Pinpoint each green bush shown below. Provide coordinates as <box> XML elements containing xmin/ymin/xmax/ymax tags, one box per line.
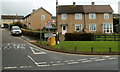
<box><xmin>22</xmin><ymin>29</ymin><xmax>44</xmax><ymax>40</ymax></box>
<box><xmin>65</xmin><ymin>33</ymin><xmax>95</xmax><ymax>41</ymax></box>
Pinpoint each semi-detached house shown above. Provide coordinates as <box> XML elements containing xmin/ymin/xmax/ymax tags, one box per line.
<box><xmin>23</xmin><ymin>7</ymin><xmax>52</xmax><ymax>30</ymax></box>
<box><xmin>57</xmin><ymin>2</ymin><xmax>114</xmax><ymax>34</ymax></box>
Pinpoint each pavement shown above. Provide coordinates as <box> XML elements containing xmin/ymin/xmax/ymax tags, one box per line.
<box><xmin>1</xmin><ymin>28</ymin><xmax>119</xmax><ymax>71</ymax></box>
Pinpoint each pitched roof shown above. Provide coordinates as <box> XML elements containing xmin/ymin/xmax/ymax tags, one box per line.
<box><xmin>24</xmin><ymin>7</ymin><xmax>52</xmax><ymax>19</ymax></box>
<box><xmin>57</xmin><ymin>5</ymin><xmax>113</xmax><ymax>14</ymax></box>
<box><xmin>57</xmin><ymin>5</ymin><xmax>84</xmax><ymax>14</ymax></box>
<box><xmin>83</xmin><ymin>5</ymin><xmax>113</xmax><ymax>13</ymax></box>
<box><xmin>2</xmin><ymin>15</ymin><xmax>24</xmax><ymax>19</ymax></box>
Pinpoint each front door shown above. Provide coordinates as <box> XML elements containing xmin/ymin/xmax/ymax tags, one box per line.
<box><xmin>62</xmin><ymin>25</ymin><xmax>67</xmax><ymax>34</ymax></box>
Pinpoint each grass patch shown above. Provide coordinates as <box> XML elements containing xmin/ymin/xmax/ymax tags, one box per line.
<box><xmin>52</xmin><ymin>41</ymin><xmax>119</xmax><ymax>52</ymax></box>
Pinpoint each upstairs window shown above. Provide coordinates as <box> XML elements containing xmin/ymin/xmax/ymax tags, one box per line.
<box><xmin>41</xmin><ymin>15</ymin><xmax>45</xmax><ymax>20</ymax></box>
<box><xmin>61</xmin><ymin>14</ymin><xmax>67</xmax><ymax>20</ymax></box>
<box><xmin>104</xmin><ymin>13</ymin><xmax>109</xmax><ymax>19</ymax></box>
<box><xmin>89</xmin><ymin>13</ymin><xmax>96</xmax><ymax>19</ymax></box>
<box><xmin>75</xmin><ymin>13</ymin><xmax>82</xmax><ymax>19</ymax></box>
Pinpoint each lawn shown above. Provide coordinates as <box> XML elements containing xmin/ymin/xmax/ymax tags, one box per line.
<box><xmin>52</xmin><ymin>41</ymin><xmax>119</xmax><ymax>52</ymax></box>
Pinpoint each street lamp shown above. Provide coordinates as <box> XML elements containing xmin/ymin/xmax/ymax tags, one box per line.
<box><xmin>56</xmin><ymin>0</ymin><xmax>59</xmax><ymax>44</ymax></box>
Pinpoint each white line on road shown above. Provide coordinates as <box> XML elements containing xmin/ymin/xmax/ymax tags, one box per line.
<box><xmin>89</xmin><ymin>57</ymin><xmax>99</xmax><ymax>60</ymax></box>
<box><xmin>52</xmin><ymin>63</ymin><xmax>64</xmax><ymax>66</ymax></box>
<box><xmin>30</xmin><ymin>47</ymin><xmax>46</xmax><ymax>55</ymax></box>
<box><xmin>94</xmin><ymin>59</ymin><xmax>106</xmax><ymax>61</ymax></box>
<box><xmin>4</xmin><ymin>67</ymin><xmax>17</xmax><ymax>69</ymax></box>
<box><xmin>78</xmin><ymin>59</ymin><xmax>87</xmax><ymax>61</ymax></box>
<box><xmin>102</xmin><ymin>56</ymin><xmax>110</xmax><ymax>58</ymax></box>
<box><xmin>67</xmin><ymin>62</ymin><xmax>79</xmax><ymax>64</ymax></box>
<box><xmin>81</xmin><ymin>60</ymin><xmax>92</xmax><ymax>63</ymax></box>
<box><xmin>37</xmin><ymin>64</ymin><xmax>50</xmax><ymax>67</ymax></box>
<box><xmin>108</xmin><ymin>57</ymin><xmax>116</xmax><ymax>60</ymax></box>
<box><xmin>28</xmin><ymin>55</ymin><xmax>38</xmax><ymax>65</ymax></box>
<box><xmin>37</xmin><ymin>62</ymin><xmax>47</xmax><ymax>64</ymax></box>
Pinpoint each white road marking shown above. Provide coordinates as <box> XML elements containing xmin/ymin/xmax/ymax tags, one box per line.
<box><xmin>30</xmin><ymin>47</ymin><xmax>46</xmax><ymax>55</ymax></box>
<box><xmin>81</xmin><ymin>60</ymin><xmax>92</xmax><ymax>63</ymax></box>
<box><xmin>0</xmin><ymin>48</ymin><xmax>1</xmax><ymax>50</ymax></box>
<box><xmin>69</xmin><ymin>60</ymin><xmax>74</xmax><ymax>61</ymax></box>
<box><xmin>65</xmin><ymin>61</ymin><xmax>69</xmax><ymax>62</ymax></box>
<box><xmin>28</xmin><ymin>55</ymin><xmax>38</xmax><ymax>65</ymax></box>
<box><xmin>94</xmin><ymin>59</ymin><xmax>106</xmax><ymax>61</ymax></box>
<box><xmin>89</xmin><ymin>57</ymin><xmax>99</xmax><ymax>59</ymax></box>
<box><xmin>4</xmin><ymin>67</ymin><xmax>17</xmax><ymax>69</ymax></box>
<box><xmin>78</xmin><ymin>59</ymin><xmax>87</xmax><ymax>61</ymax></box>
<box><xmin>37</xmin><ymin>62</ymin><xmax>47</xmax><ymax>64</ymax></box>
<box><xmin>37</xmin><ymin>64</ymin><xmax>50</xmax><ymax>67</ymax></box>
<box><xmin>52</xmin><ymin>63</ymin><xmax>64</xmax><ymax>66</ymax></box>
<box><xmin>108</xmin><ymin>57</ymin><xmax>116</xmax><ymax>60</ymax></box>
<box><xmin>102</xmin><ymin>56</ymin><xmax>110</xmax><ymax>58</ymax></box>
<box><xmin>20</xmin><ymin>66</ymin><xmax>32</xmax><ymax>68</ymax></box>
<box><xmin>67</xmin><ymin>62</ymin><xmax>79</xmax><ymax>64</ymax></box>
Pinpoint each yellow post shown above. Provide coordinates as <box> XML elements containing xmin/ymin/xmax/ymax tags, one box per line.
<box><xmin>47</xmin><ymin>36</ymin><xmax>56</xmax><ymax>46</ymax></box>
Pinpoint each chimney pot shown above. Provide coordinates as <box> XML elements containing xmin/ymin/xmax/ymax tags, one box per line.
<box><xmin>92</xmin><ymin>2</ymin><xmax>95</xmax><ymax>5</ymax></box>
<box><xmin>73</xmin><ymin>2</ymin><xmax>76</xmax><ymax>6</ymax></box>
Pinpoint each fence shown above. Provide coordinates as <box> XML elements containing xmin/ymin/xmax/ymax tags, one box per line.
<box><xmin>95</xmin><ymin>35</ymin><xmax>120</xmax><ymax>41</ymax></box>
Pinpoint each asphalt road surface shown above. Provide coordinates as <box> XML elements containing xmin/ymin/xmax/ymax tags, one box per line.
<box><xmin>1</xmin><ymin>28</ymin><xmax>119</xmax><ymax>70</ymax></box>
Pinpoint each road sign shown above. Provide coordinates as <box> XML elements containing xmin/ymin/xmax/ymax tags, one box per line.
<box><xmin>46</xmin><ymin>20</ymin><xmax>51</xmax><ymax>26</ymax></box>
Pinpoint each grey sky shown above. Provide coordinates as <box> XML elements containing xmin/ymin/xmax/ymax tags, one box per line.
<box><xmin>1</xmin><ymin>0</ymin><xmax>120</xmax><ymax>16</ymax></box>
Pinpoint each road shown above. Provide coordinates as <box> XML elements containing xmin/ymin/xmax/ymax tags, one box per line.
<box><xmin>1</xmin><ymin>28</ymin><xmax>119</xmax><ymax>71</ymax></box>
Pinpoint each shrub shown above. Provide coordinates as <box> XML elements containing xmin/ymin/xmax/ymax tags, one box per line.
<box><xmin>65</xmin><ymin>33</ymin><xmax>95</xmax><ymax>41</ymax></box>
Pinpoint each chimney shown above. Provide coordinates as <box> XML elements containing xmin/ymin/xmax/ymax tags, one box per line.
<box><xmin>91</xmin><ymin>2</ymin><xmax>95</xmax><ymax>6</ymax></box>
<box><xmin>73</xmin><ymin>2</ymin><xmax>76</xmax><ymax>6</ymax></box>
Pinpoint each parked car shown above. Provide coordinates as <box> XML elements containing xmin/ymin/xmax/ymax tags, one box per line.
<box><xmin>11</xmin><ymin>26</ymin><xmax>22</xmax><ymax>36</ymax></box>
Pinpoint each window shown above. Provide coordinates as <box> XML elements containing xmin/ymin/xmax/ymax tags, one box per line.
<box><xmin>61</xmin><ymin>14</ymin><xmax>67</xmax><ymax>20</ymax></box>
<box><xmin>75</xmin><ymin>24</ymin><xmax>82</xmax><ymax>31</ymax></box>
<box><xmin>9</xmin><ymin>19</ymin><xmax>12</xmax><ymax>22</ymax></box>
<box><xmin>104</xmin><ymin>13</ymin><xmax>109</xmax><ymax>19</ymax></box>
<box><xmin>89</xmin><ymin>24</ymin><xmax>96</xmax><ymax>31</ymax></box>
<box><xmin>41</xmin><ymin>15</ymin><xmax>45</xmax><ymax>20</ymax></box>
<box><xmin>75</xmin><ymin>13</ymin><xmax>82</xmax><ymax>19</ymax></box>
<box><xmin>89</xmin><ymin>13</ymin><xmax>96</xmax><ymax>19</ymax></box>
<box><xmin>103</xmin><ymin>23</ymin><xmax>113</xmax><ymax>33</ymax></box>
<box><xmin>14</xmin><ymin>19</ymin><xmax>18</xmax><ymax>22</ymax></box>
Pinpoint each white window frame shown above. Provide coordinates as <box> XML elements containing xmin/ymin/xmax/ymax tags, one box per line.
<box><xmin>89</xmin><ymin>13</ymin><xmax>96</xmax><ymax>19</ymax></box>
<box><xmin>89</xmin><ymin>24</ymin><xmax>96</xmax><ymax>31</ymax></box>
<box><xmin>104</xmin><ymin>13</ymin><xmax>109</xmax><ymax>19</ymax></box>
<box><xmin>41</xmin><ymin>15</ymin><xmax>45</xmax><ymax>20</ymax></box>
<box><xmin>75</xmin><ymin>24</ymin><xmax>82</xmax><ymax>31</ymax></box>
<box><xmin>61</xmin><ymin>14</ymin><xmax>67</xmax><ymax>20</ymax></box>
<box><xmin>103</xmin><ymin>23</ymin><xmax>113</xmax><ymax>33</ymax></box>
<box><xmin>75</xmin><ymin>13</ymin><xmax>82</xmax><ymax>19</ymax></box>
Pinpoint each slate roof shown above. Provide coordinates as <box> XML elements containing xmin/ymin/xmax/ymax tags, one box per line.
<box><xmin>2</xmin><ymin>15</ymin><xmax>24</xmax><ymax>19</ymax></box>
<box><xmin>57</xmin><ymin>5</ymin><xmax>113</xmax><ymax>14</ymax></box>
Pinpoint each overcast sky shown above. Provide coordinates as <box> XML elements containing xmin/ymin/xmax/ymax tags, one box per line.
<box><xmin>1</xmin><ymin>0</ymin><xmax>120</xmax><ymax>16</ymax></box>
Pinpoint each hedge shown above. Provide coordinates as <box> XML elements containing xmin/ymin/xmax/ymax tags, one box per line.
<box><xmin>65</xmin><ymin>33</ymin><xmax>95</xmax><ymax>41</ymax></box>
<box><xmin>21</xmin><ymin>29</ymin><xmax>44</xmax><ymax>40</ymax></box>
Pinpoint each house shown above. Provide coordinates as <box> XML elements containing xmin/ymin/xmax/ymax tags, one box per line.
<box><xmin>23</xmin><ymin>7</ymin><xmax>52</xmax><ymax>30</ymax></box>
<box><xmin>1</xmin><ymin>15</ymin><xmax>24</xmax><ymax>28</ymax></box>
<box><xmin>57</xmin><ymin>2</ymin><xmax>114</xmax><ymax>34</ymax></box>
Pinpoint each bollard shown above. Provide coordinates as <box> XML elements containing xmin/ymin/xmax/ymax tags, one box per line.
<box><xmin>91</xmin><ymin>47</ymin><xmax>94</xmax><ymax>52</ymax></box>
<box><xmin>109</xmin><ymin>47</ymin><xmax>112</xmax><ymax>52</ymax></box>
